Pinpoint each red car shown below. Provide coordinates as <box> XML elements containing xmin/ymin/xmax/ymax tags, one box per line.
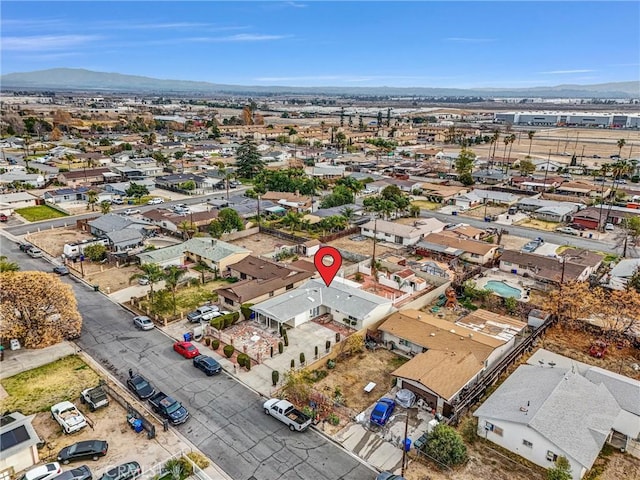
<box><xmin>173</xmin><ymin>341</ymin><xmax>200</xmax><ymax>359</ymax></box>
<box><xmin>0</xmin><ymin>214</ymin><xmax>8</xmax><ymax>222</ymax></box>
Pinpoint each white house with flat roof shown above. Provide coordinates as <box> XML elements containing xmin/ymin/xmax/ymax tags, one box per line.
<box><xmin>250</xmin><ymin>278</ymin><xmax>395</xmax><ymax>330</ymax></box>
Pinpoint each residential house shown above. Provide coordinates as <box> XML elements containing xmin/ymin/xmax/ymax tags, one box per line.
<box><xmin>298</xmin><ymin>239</ymin><xmax>321</xmax><ymax>257</ymax></box>
<box><xmin>102</xmin><ymin>179</ymin><xmax>156</xmax><ymax>198</ymax></box>
<box><xmin>559</xmin><ymin>248</ymin><xmax>604</xmax><ymax>277</ymax></box>
<box><xmin>455</xmin><ymin>189</ymin><xmax>519</xmax><ymax>210</ymax></box>
<box><xmin>516</xmin><ymin>197</ymin><xmax>580</xmax><ymax>214</ymax></box>
<box><xmin>474</xmin><ymin>359</ymin><xmax>628</xmax><ymax>479</ymax></box>
<box><xmin>142</xmin><ymin>209</ymin><xmax>221</xmax><ymax>236</ymax></box>
<box><xmin>361</xmin><ymin>218</ymin><xmax>446</xmax><ymax>246</ymax></box>
<box><xmin>416</xmin><ymin>231</ymin><xmax>500</xmax><ymax>265</ymax></box>
<box><xmin>216</xmin><ymin>256</ymin><xmax>315</xmax><ymax>308</ymax></box>
<box><xmin>532</xmin><ymin>204</ymin><xmax>578</xmax><ymax>223</ymax></box>
<box><xmin>0</xmin><ymin>411</ymin><xmax>41</xmax><ymax>474</ymax></box>
<box><xmin>44</xmin><ymin>186</ymin><xmax>91</xmax><ymax>204</ymax></box>
<box><xmin>261</xmin><ymin>191</ymin><xmax>312</xmax><ymax>213</ymax></box>
<box><xmin>367</xmin><ymin>178</ymin><xmax>423</xmax><ymax>194</ymax></box>
<box><xmin>57</xmin><ymin>167</ymin><xmax>113</xmax><ymax>187</ymax></box>
<box><xmin>125</xmin><ymin>157</ymin><xmax>163</xmax><ymax>177</ymax></box>
<box><xmin>0</xmin><ymin>171</ymin><xmax>46</xmax><ymax>188</ymax></box>
<box><xmin>532</xmin><ymin>159</ymin><xmax>566</xmax><ymax>172</ymax></box>
<box><xmin>444</xmin><ymin>224</ymin><xmax>487</xmax><ymax>241</ymax></box>
<box><xmin>261</xmin><ymin>150</ymin><xmax>290</xmax><ymax>163</ymax></box>
<box><xmin>307</xmin><ymin>164</ymin><xmax>346</xmax><ymax>178</ymax></box>
<box><xmin>420</xmin><ymin>183</ymin><xmax>468</xmax><ymax>205</ymax></box>
<box><xmin>603</xmin><ymin>258</ymin><xmax>640</xmax><ymax>290</ymax></box>
<box><xmin>137</xmin><ymin>237</ymin><xmax>250</xmax><ymax>272</ymax></box>
<box><xmin>379</xmin><ymin>309</ymin><xmax>526</xmax><ymax>416</ymax></box>
<box><xmin>568</xmin><ymin>207</ymin><xmax>606</xmax><ymax>230</ymax></box>
<box><xmin>499</xmin><ymin>250</ymin><xmax>590</xmax><ymax>283</ymax></box>
<box><xmin>556</xmin><ymin>181</ymin><xmax>609</xmax><ymax>200</ymax></box>
<box><xmin>155</xmin><ymin>173</ymin><xmax>208</xmax><ymax>192</ymax></box>
<box><xmin>86</xmin><ymin>214</ymin><xmax>152</xmax><ymax>252</ymax></box>
<box><xmin>251</xmin><ymin>278</ymin><xmax>396</xmax><ymax>330</ymax></box>
<box><xmin>471</xmin><ymin>170</ymin><xmax>509</xmax><ymax>185</ymax></box>
<box><xmin>313</xmin><ymin>203</ymin><xmax>365</xmax><ymax>220</ymax></box>
<box><xmin>0</xmin><ymin>192</ymin><xmax>38</xmax><ymax>211</ymax></box>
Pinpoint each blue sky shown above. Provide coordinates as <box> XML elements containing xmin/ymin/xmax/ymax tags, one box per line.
<box><xmin>2</xmin><ymin>1</ymin><xmax>639</xmax><ymax>88</ymax></box>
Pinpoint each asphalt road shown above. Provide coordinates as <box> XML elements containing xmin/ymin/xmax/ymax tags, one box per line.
<box><xmin>0</xmin><ymin>241</ymin><xmax>375</xmax><ymax>480</ymax></box>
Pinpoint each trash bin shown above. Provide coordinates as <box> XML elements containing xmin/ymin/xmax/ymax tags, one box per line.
<box><xmin>404</xmin><ymin>438</ymin><xmax>412</xmax><ymax>452</ymax></box>
<box><xmin>183</xmin><ymin>332</ymin><xmax>193</xmax><ymax>342</ymax></box>
<box><xmin>133</xmin><ymin>419</ymin><xmax>143</xmax><ymax>433</ymax></box>
<box><xmin>93</xmin><ymin>285</ymin><xmax>99</xmax><ymax>292</ymax></box>
<box><xmin>589</xmin><ymin>233</ymin><xmax>593</xmax><ymax>239</ymax></box>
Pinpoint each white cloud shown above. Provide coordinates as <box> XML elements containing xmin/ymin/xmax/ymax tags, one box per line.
<box><xmin>539</xmin><ymin>69</ymin><xmax>595</xmax><ymax>74</ymax></box>
<box><xmin>2</xmin><ymin>35</ymin><xmax>101</xmax><ymax>51</ymax></box>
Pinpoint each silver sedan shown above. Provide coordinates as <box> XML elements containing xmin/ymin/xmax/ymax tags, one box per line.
<box><xmin>133</xmin><ymin>315</ymin><xmax>154</xmax><ymax>331</ymax></box>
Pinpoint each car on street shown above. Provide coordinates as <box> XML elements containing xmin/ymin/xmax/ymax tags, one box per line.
<box><xmin>173</xmin><ymin>341</ymin><xmax>200</xmax><ymax>359</ymax></box>
<box><xmin>0</xmin><ymin>213</ymin><xmax>8</xmax><ymax>222</ymax></box>
<box><xmin>555</xmin><ymin>227</ymin><xmax>579</xmax><ymax>236</ymax></box>
<box><xmin>27</xmin><ymin>247</ymin><xmax>43</xmax><ymax>258</ymax></box>
<box><xmin>18</xmin><ymin>463</ymin><xmax>62</xmax><ymax>480</ymax></box>
<box><xmin>123</xmin><ymin>209</ymin><xmax>140</xmax><ymax>215</ymax></box>
<box><xmin>53</xmin><ymin>265</ymin><xmax>70</xmax><ymax>275</ymax></box>
<box><xmin>568</xmin><ymin>223</ymin><xmax>586</xmax><ymax>231</ymax></box>
<box><xmin>112</xmin><ymin>198</ymin><xmax>124</xmax><ymax>205</ymax></box>
<box><xmin>147</xmin><ymin>198</ymin><xmax>164</xmax><ymax>205</ymax></box>
<box><xmin>137</xmin><ymin>276</ymin><xmax>149</xmax><ymax>285</ymax></box>
<box><xmin>57</xmin><ymin>440</ymin><xmax>108</xmax><ymax>464</ymax></box>
<box><xmin>126</xmin><ymin>374</ymin><xmax>155</xmax><ymax>400</ymax></box>
<box><xmin>133</xmin><ymin>315</ymin><xmax>154</xmax><ymax>331</ymax></box>
<box><xmin>193</xmin><ymin>355</ymin><xmax>222</xmax><ymax>376</ymax></box>
<box><xmin>370</xmin><ymin>398</ymin><xmax>396</xmax><ymax>426</ymax></box>
<box><xmin>50</xmin><ymin>465</ymin><xmax>92</xmax><ymax>480</ymax></box>
<box><xmin>376</xmin><ymin>473</ymin><xmax>407</xmax><ymax>480</ymax></box>
<box><xmin>98</xmin><ymin>462</ymin><xmax>141</xmax><ymax>480</ymax></box>
<box><xmin>18</xmin><ymin>242</ymin><xmax>33</xmax><ymax>252</ymax></box>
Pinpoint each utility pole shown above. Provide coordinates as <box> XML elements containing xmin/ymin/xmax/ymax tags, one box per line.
<box><xmin>401</xmin><ymin>410</ymin><xmax>410</xmax><ymax>477</ymax></box>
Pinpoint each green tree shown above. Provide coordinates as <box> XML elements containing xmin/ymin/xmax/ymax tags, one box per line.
<box><xmin>340</xmin><ymin>206</ymin><xmax>356</xmax><ymax>224</ymax></box>
<box><xmin>178</xmin><ymin>220</ymin><xmax>197</xmax><ymax>240</ymax></box>
<box><xmin>179</xmin><ymin>180</ymin><xmax>196</xmax><ymax>191</ymax></box>
<box><xmin>625</xmin><ymin>216</ymin><xmax>640</xmax><ymax>247</ymax></box>
<box><xmin>519</xmin><ymin>158</ymin><xmax>536</xmax><ymax>176</ymax></box>
<box><xmin>335</xmin><ymin>176</ymin><xmax>364</xmax><ymax>196</ymax></box>
<box><xmin>320</xmin><ymin>185</ymin><xmax>354</xmax><ymax>208</ymax></box>
<box><xmin>527</xmin><ymin>130</ymin><xmax>536</xmax><ymax>156</ymax></box>
<box><xmin>83</xmin><ymin>244</ymin><xmax>107</xmax><ymax>261</ymax></box>
<box><xmin>546</xmin><ymin>456</ymin><xmax>572</xmax><ymax>480</ymax></box>
<box><xmin>163</xmin><ymin>266</ymin><xmax>187</xmax><ymax>315</ymax></box>
<box><xmin>409</xmin><ymin>204</ymin><xmax>421</xmax><ymax>217</ymax></box>
<box><xmin>281</xmin><ymin>211</ymin><xmax>304</xmax><ymax>232</ymax></box>
<box><xmin>424</xmin><ymin>424</ymin><xmax>468</xmax><ymax>467</ymax></box>
<box><xmin>125</xmin><ymin>182</ymin><xmax>150</xmax><ymax>204</ymax></box>
<box><xmin>0</xmin><ymin>256</ymin><xmax>20</xmax><ymax>272</ymax></box>
<box><xmin>617</xmin><ymin>138</ymin><xmax>626</xmax><ymax>157</ymax></box>
<box><xmin>130</xmin><ymin>263</ymin><xmax>164</xmax><ymax>306</ymax></box>
<box><xmin>100</xmin><ymin>200</ymin><xmax>111</xmax><ymax>215</ymax></box>
<box><xmin>86</xmin><ymin>190</ymin><xmax>99</xmax><ymax>211</ymax></box>
<box><xmin>456</xmin><ymin>148</ymin><xmax>476</xmax><ymax>186</ymax></box>
<box><xmin>236</xmin><ymin>139</ymin><xmax>265</xmax><ymax>179</ymax></box>
<box><xmin>208</xmin><ymin>208</ymin><xmax>245</xmax><ymax>238</ymax></box>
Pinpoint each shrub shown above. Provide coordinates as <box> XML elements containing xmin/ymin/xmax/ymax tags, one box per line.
<box><xmin>326</xmin><ymin>359</ymin><xmax>336</xmax><ymax>369</ymax></box>
<box><xmin>272</xmin><ymin>370</ymin><xmax>279</xmax><ymax>386</ymax></box>
<box><xmin>204</xmin><ymin>338</ymin><xmax>211</xmax><ymax>347</ymax></box>
<box><xmin>284</xmin><ymin>335</ymin><xmax>289</xmax><ymax>347</ymax></box>
<box><xmin>211</xmin><ymin>338</ymin><xmax>220</xmax><ymax>350</ymax></box>
<box><xmin>460</xmin><ymin>417</ymin><xmax>478</xmax><ymax>444</ymax></box>
<box><xmin>84</xmin><ymin>244</ymin><xmax>107</xmax><ymax>261</ymax></box>
<box><xmin>223</xmin><ymin>314</ymin><xmax>234</xmax><ymax>328</ymax></box>
<box><xmin>325</xmin><ymin>340</ymin><xmax>331</xmax><ymax>352</ymax></box>
<box><xmin>299</xmin><ymin>352</ymin><xmax>305</xmax><ymax>365</ymax></box>
<box><xmin>335</xmin><ymin>332</ymin><xmax>340</xmax><ymax>343</ymax></box>
<box><xmin>189</xmin><ymin>278</ymin><xmax>200</xmax><ymax>287</ymax></box>
<box><xmin>302</xmin><ymin>406</ymin><xmax>314</xmax><ymax>418</ymax></box>
<box><xmin>240</xmin><ymin>303</ymin><xmax>254</xmax><ymax>320</ymax></box>
<box><xmin>223</xmin><ymin>344</ymin><xmax>235</xmax><ymax>358</ymax></box>
<box><xmin>290</xmin><ymin>359</ymin><xmax>295</xmax><ymax>369</ymax></box>
<box><xmin>237</xmin><ymin>353</ymin><xmax>249</xmax><ymax>368</ymax></box>
<box><xmin>210</xmin><ymin>317</ymin><xmax>223</xmax><ymax>330</ymax></box>
<box><xmin>311</xmin><ymin>369</ymin><xmax>328</xmax><ymax>382</ymax></box>
<box><xmin>185</xmin><ymin>452</ymin><xmax>210</xmax><ymax>469</ymax></box>
<box><xmin>278</xmin><ymin>342</ymin><xmax>283</xmax><ymax>354</ymax></box>
<box><xmin>425</xmin><ymin>424</ymin><xmax>468</xmax><ymax>468</ymax></box>
<box><xmin>328</xmin><ymin>413</ymin><xmax>340</xmax><ymax>426</ymax></box>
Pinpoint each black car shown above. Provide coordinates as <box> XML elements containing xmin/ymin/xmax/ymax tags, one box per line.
<box><xmin>51</xmin><ymin>465</ymin><xmax>92</xmax><ymax>480</ymax></box>
<box><xmin>57</xmin><ymin>440</ymin><xmax>108</xmax><ymax>465</ymax></box>
<box><xmin>193</xmin><ymin>355</ymin><xmax>222</xmax><ymax>376</ymax></box>
<box><xmin>98</xmin><ymin>462</ymin><xmax>140</xmax><ymax>480</ymax></box>
<box><xmin>18</xmin><ymin>242</ymin><xmax>33</xmax><ymax>252</ymax></box>
<box><xmin>53</xmin><ymin>265</ymin><xmax>70</xmax><ymax>275</ymax></box>
<box><xmin>126</xmin><ymin>374</ymin><xmax>156</xmax><ymax>400</ymax></box>
<box><xmin>568</xmin><ymin>223</ymin><xmax>586</xmax><ymax>231</ymax></box>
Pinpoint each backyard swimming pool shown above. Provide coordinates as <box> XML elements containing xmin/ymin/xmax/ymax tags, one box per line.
<box><xmin>485</xmin><ymin>280</ymin><xmax>522</xmax><ymax>299</ymax></box>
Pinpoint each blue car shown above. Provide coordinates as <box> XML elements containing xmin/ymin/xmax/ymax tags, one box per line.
<box><xmin>370</xmin><ymin>398</ymin><xmax>396</xmax><ymax>426</ymax></box>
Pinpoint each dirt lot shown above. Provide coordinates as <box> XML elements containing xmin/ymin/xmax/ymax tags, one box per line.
<box><xmin>460</xmin><ymin>205</ymin><xmax>506</xmax><ymax>220</ymax></box>
<box><xmin>83</xmin><ymin>264</ymin><xmax>145</xmax><ymax>293</ymax></box>
<box><xmin>26</xmin><ymin>227</ymin><xmax>94</xmax><ymax>257</ymax></box>
<box><xmin>228</xmin><ymin>232</ymin><xmax>296</xmax><ymax>256</ymax></box>
<box><xmin>518</xmin><ymin>218</ymin><xmax>560</xmax><ymax>231</ymax></box>
<box><xmin>328</xmin><ymin>235</ymin><xmax>395</xmax><ymax>257</ymax></box>
<box><xmin>500</xmin><ymin>234</ymin><xmax>530</xmax><ymax>251</ymax></box>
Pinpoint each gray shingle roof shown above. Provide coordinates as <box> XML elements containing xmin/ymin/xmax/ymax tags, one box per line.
<box><xmin>251</xmin><ymin>278</ymin><xmax>393</xmax><ymax>322</ymax></box>
<box><xmin>137</xmin><ymin>237</ymin><xmax>249</xmax><ymax>265</ymax></box>
<box><xmin>105</xmin><ymin>228</ymin><xmax>144</xmax><ymax>246</ymax></box>
<box><xmin>474</xmin><ymin>365</ymin><xmax>621</xmax><ymax>470</ymax></box>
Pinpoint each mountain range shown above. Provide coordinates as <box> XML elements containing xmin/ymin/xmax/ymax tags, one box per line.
<box><xmin>1</xmin><ymin>68</ymin><xmax>638</xmax><ymax>98</ymax></box>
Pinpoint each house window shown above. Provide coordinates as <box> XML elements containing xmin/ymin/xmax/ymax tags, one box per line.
<box><xmin>471</xmin><ymin>253</ymin><xmax>480</xmax><ymax>258</ymax></box>
<box><xmin>546</xmin><ymin>451</ymin><xmax>558</xmax><ymax>462</ymax></box>
<box><xmin>523</xmin><ymin>439</ymin><xmax>533</xmax><ymax>448</ymax></box>
<box><xmin>399</xmin><ymin>339</ymin><xmax>410</xmax><ymax>347</ymax></box>
<box><xmin>224</xmin><ymin>297</ymin><xmax>234</xmax><ymax>306</ymax></box>
<box><xmin>485</xmin><ymin>422</ymin><xmax>503</xmax><ymax>436</ymax></box>
<box><xmin>503</xmin><ymin>261</ymin><xmax>512</xmax><ymax>266</ymax></box>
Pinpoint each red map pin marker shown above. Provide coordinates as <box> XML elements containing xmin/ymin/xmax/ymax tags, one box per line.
<box><xmin>314</xmin><ymin>246</ymin><xmax>342</xmax><ymax>287</ymax></box>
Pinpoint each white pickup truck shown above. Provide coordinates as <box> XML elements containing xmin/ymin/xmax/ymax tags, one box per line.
<box><xmin>51</xmin><ymin>401</ymin><xmax>88</xmax><ymax>434</ymax></box>
<box><xmin>263</xmin><ymin>398</ymin><xmax>312</xmax><ymax>432</ymax></box>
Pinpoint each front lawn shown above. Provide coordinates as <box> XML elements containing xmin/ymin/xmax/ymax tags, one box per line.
<box><xmin>15</xmin><ymin>205</ymin><xmax>68</xmax><ymax>222</ymax></box>
<box><xmin>0</xmin><ymin>355</ymin><xmax>100</xmax><ymax>414</ymax></box>
<box><xmin>137</xmin><ymin>280</ymin><xmax>226</xmax><ymax>316</ymax></box>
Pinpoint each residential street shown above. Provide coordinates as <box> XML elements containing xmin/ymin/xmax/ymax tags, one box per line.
<box><xmin>0</xmin><ymin>239</ymin><xmax>376</xmax><ymax>480</ymax></box>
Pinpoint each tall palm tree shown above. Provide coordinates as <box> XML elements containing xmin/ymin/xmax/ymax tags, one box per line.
<box><xmin>0</xmin><ymin>256</ymin><xmax>20</xmax><ymax>272</ymax></box>
<box><xmin>178</xmin><ymin>220</ymin><xmax>196</xmax><ymax>239</ymax></box>
<box><xmin>617</xmin><ymin>139</ymin><xmax>626</xmax><ymax>158</ymax></box>
<box><xmin>505</xmin><ymin>134</ymin><xmax>517</xmax><ymax>174</ymax></box>
<box><xmin>130</xmin><ymin>263</ymin><xmax>164</xmax><ymax>307</ymax></box>
<box><xmin>490</xmin><ymin>130</ymin><xmax>500</xmax><ymax>163</ymax></box>
<box><xmin>502</xmin><ymin>136</ymin><xmax>510</xmax><ymax>169</ymax></box>
<box><xmin>604</xmin><ymin>159</ymin><xmax>632</xmax><ymax>227</ymax></box>
<box><xmin>163</xmin><ymin>266</ymin><xmax>187</xmax><ymax>315</ymax></box>
<box><xmin>100</xmin><ymin>200</ymin><xmax>111</xmax><ymax>215</ymax></box>
<box><xmin>597</xmin><ymin>163</ymin><xmax>612</xmax><ymax>230</ymax></box>
<box><xmin>86</xmin><ymin>190</ymin><xmax>99</xmax><ymax>211</ymax></box>
<box><xmin>527</xmin><ymin>130</ymin><xmax>535</xmax><ymax>156</ymax></box>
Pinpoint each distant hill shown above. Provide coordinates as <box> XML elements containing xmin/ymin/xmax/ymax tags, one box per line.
<box><xmin>1</xmin><ymin>68</ymin><xmax>638</xmax><ymax>98</ymax></box>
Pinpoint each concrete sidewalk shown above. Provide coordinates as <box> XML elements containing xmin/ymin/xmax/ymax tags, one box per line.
<box><xmin>0</xmin><ymin>341</ymin><xmax>78</xmax><ymax>379</ymax></box>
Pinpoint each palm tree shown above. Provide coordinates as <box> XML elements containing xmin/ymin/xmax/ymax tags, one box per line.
<box><xmin>597</xmin><ymin>163</ymin><xmax>612</xmax><ymax>230</ymax></box>
<box><xmin>527</xmin><ymin>130</ymin><xmax>535</xmax><ymax>156</ymax></box>
<box><xmin>490</xmin><ymin>130</ymin><xmax>500</xmax><ymax>163</ymax></box>
<box><xmin>617</xmin><ymin>139</ymin><xmax>626</xmax><ymax>158</ymax></box>
<box><xmin>604</xmin><ymin>159</ymin><xmax>632</xmax><ymax>227</ymax></box>
<box><xmin>163</xmin><ymin>266</ymin><xmax>187</xmax><ymax>315</ymax></box>
<box><xmin>216</xmin><ymin>162</ymin><xmax>234</xmax><ymax>201</ymax></box>
<box><xmin>0</xmin><ymin>256</ymin><xmax>20</xmax><ymax>272</ymax></box>
<box><xmin>340</xmin><ymin>206</ymin><xmax>356</xmax><ymax>225</ymax></box>
<box><xmin>178</xmin><ymin>220</ymin><xmax>196</xmax><ymax>240</ymax></box>
<box><xmin>100</xmin><ymin>200</ymin><xmax>111</xmax><ymax>215</ymax></box>
<box><xmin>129</xmin><ymin>263</ymin><xmax>164</xmax><ymax>308</ymax></box>
<box><xmin>502</xmin><ymin>136</ymin><xmax>510</xmax><ymax>168</ymax></box>
<box><xmin>86</xmin><ymin>190</ymin><xmax>99</xmax><ymax>211</ymax></box>
<box><xmin>505</xmin><ymin>134</ymin><xmax>517</xmax><ymax>175</ymax></box>
<box><xmin>282</xmin><ymin>211</ymin><xmax>303</xmax><ymax>232</ymax></box>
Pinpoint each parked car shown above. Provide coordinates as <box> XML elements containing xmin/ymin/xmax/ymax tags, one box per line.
<box><xmin>555</xmin><ymin>227</ymin><xmax>579</xmax><ymax>236</ymax></box>
<box><xmin>50</xmin><ymin>465</ymin><xmax>92</xmax><ymax>480</ymax></box>
<box><xmin>370</xmin><ymin>398</ymin><xmax>396</xmax><ymax>426</ymax></box>
<box><xmin>27</xmin><ymin>247</ymin><xmax>43</xmax><ymax>258</ymax></box>
<box><xmin>98</xmin><ymin>462</ymin><xmax>140</xmax><ymax>480</ymax></box>
<box><xmin>123</xmin><ymin>209</ymin><xmax>140</xmax><ymax>215</ymax></box>
<box><xmin>568</xmin><ymin>223</ymin><xmax>586</xmax><ymax>231</ymax></box>
<box><xmin>80</xmin><ymin>385</ymin><xmax>109</xmax><ymax>412</ymax></box>
<box><xmin>137</xmin><ymin>276</ymin><xmax>149</xmax><ymax>285</ymax></box>
<box><xmin>148</xmin><ymin>392</ymin><xmax>189</xmax><ymax>425</ymax></box>
<box><xmin>18</xmin><ymin>463</ymin><xmax>62</xmax><ymax>480</ymax></box>
<box><xmin>186</xmin><ymin>305</ymin><xmax>218</xmax><ymax>323</ymax></box>
<box><xmin>263</xmin><ymin>398</ymin><xmax>312</xmax><ymax>432</ymax></box>
<box><xmin>147</xmin><ymin>198</ymin><xmax>164</xmax><ymax>205</ymax></box>
<box><xmin>51</xmin><ymin>401</ymin><xmax>87</xmax><ymax>434</ymax></box>
<box><xmin>57</xmin><ymin>440</ymin><xmax>109</xmax><ymax>464</ymax></box>
<box><xmin>0</xmin><ymin>213</ymin><xmax>8</xmax><ymax>222</ymax></box>
<box><xmin>173</xmin><ymin>341</ymin><xmax>200</xmax><ymax>359</ymax></box>
<box><xmin>112</xmin><ymin>198</ymin><xmax>124</xmax><ymax>205</ymax></box>
<box><xmin>605</xmin><ymin>223</ymin><xmax>615</xmax><ymax>231</ymax></box>
<box><xmin>53</xmin><ymin>265</ymin><xmax>70</xmax><ymax>275</ymax></box>
<box><xmin>133</xmin><ymin>315</ymin><xmax>154</xmax><ymax>331</ymax></box>
<box><xmin>376</xmin><ymin>473</ymin><xmax>406</xmax><ymax>480</ymax></box>
<box><xmin>193</xmin><ymin>355</ymin><xmax>222</xmax><ymax>376</ymax></box>
<box><xmin>126</xmin><ymin>374</ymin><xmax>155</xmax><ymax>400</ymax></box>
<box><xmin>18</xmin><ymin>242</ymin><xmax>33</xmax><ymax>252</ymax></box>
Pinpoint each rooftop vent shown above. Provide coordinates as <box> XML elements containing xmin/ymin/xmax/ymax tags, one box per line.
<box><xmin>449</xmin><ymin>329</ymin><xmax>456</xmax><ymax>334</ymax></box>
